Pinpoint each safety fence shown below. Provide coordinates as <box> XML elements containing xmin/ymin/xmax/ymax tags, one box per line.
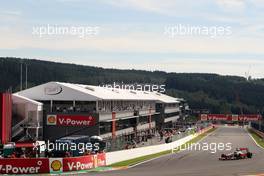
<box><xmin>250</xmin><ymin>126</ymin><xmax>264</xmax><ymax>139</ymax></box>
<box><xmin>104</xmin><ymin>128</ymin><xmax>197</xmax><ymax>152</ymax></box>
<box><xmin>251</xmin><ymin>122</ymin><xmax>264</xmax><ymax>133</ymax></box>
<box><xmin>105</xmin><ymin>126</ymin><xmax>213</xmax><ymax>165</ymax></box>
<box><xmin>0</xmin><ymin>125</ymin><xmax>213</xmax><ymax>174</ymax></box>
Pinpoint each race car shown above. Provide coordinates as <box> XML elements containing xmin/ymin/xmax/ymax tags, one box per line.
<box><xmin>219</xmin><ymin>148</ymin><xmax>252</xmax><ymax>160</ymax></box>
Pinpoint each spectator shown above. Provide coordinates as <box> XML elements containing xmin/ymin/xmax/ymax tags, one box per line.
<box><xmin>159</xmin><ymin>130</ymin><xmax>164</xmax><ymax>141</ymax></box>
<box><xmin>10</xmin><ymin>152</ymin><xmax>17</xmax><ymax>158</ymax></box>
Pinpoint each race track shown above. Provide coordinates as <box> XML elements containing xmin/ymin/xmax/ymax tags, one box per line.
<box><xmin>90</xmin><ymin>127</ymin><xmax>264</xmax><ymax>176</ymax></box>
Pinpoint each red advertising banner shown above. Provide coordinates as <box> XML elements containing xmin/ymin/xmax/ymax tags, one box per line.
<box><xmin>238</xmin><ymin>115</ymin><xmax>261</xmax><ymax>121</ymax></box>
<box><xmin>96</xmin><ymin>153</ymin><xmax>107</xmax><ymax>167</ymax></box>
<box><xmin>62</xmin><ymin>155</ymin><xmax>94</xmax><ymax>172</ymax></box>
<box><xmin>47</xmin><ymin>114</ymin><xmax>96</xmax><ymax>126</ymax></box>
<box><xmin>0</xmin><ymin>158</ymin><xmax>49</xmax><ymax>174</ymax></box>
<box><xmin>0</xmin><ymin>153</ymin><xmax>106</xmax><ymax>174</ymax></box>
<box><xmin>208</xmin><ymin>114</ymin><xmax>227</xmax><ymax>121</ymax></box>
<box><xmin>226</xmin><ymin>114</ymin><xmax>232</xmax><ymax>121</ymax></box>
<box><xmin>200</xmin><ymin>114</ymin><xmax>261</xmax><ymax>121</ymax></box>
<box><xmin>232</xmin><ymin>115</ymin><xmax>238</xmax><ymax>121</ymax></box>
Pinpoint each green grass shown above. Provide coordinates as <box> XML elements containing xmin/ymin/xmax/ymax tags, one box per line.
<box><xmin>184</xmin><ymin>128</ymin><xmax>215</xmax><ymax>145</ymax></box>
<box><xmin>248</xmin><ymin>129</ymin><xmax>264</xmax><ymax>149</ymax></box>
<box><xmin>110</xmin><ymin>150</ymin><xmax>171</xmax><ymax>167</ymax></box>
<box><xmin>110</xmin><ymin>127</ymin><xmax>216</xmax><ymax>167</ymax></box>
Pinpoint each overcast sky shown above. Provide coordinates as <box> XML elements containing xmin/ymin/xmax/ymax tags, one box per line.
<box><xmin>0</xmin><ymin>0</ymin><xmax>264</xmax><ymax>78</ymax></box>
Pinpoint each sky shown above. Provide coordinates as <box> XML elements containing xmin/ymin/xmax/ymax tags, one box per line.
<box><xmin>0</xmin><ymin>0</ymin><xmax>264</xmax><ymax>78</ymax></box>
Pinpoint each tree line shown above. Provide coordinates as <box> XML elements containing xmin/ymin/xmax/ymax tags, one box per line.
<box><xmin>1</xmin><ymin>57</ymin><xmax>263</xmax><ymax>114</ymax></box>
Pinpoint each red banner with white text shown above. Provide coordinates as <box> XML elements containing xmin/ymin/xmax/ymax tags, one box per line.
<box><xmin>0</xmin><ymin>153</ymin><xmax>106</xmax><ymax>174</ymax></box>
<box><xmin>47</xmin><ymin>114</ymin><xmax>96</xmax><ymax>126</ymax></box>
<box><xmin>200</xmin><ymin>114</ymin><xmax>261</xmax><ymax>121</ymax></box>
<box><xmin>0</xmin><ymin>158</ymin><xmax>49</xmax><ymax>174</ymax></box>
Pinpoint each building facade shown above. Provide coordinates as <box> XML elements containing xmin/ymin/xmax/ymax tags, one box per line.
<box><xmin>13</xmin><ymin>82</ymin><xmax>187</xmax><ymax>141</ymax></box>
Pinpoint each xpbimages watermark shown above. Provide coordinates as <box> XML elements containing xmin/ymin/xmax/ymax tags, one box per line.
<box><xmin>171</xmin><ymin>142</ymin><xmax>232</xmax><ymax>154</ymax></box>
<box><xmin>32</xmin><ymin>24</ymin><xmax>99</xmax><ymax>38</ymax></box>
<box><xmin>33</xmin><ymin>141</ymin><xmax>100</xmax><ymax>154</ymax></box>
<box><xmin>100</xmin><ymin>82</ymin><xmax>166</xmax><ymax>93</ymax></box>
<box><xmin>164</xmin><ymin>24</ymin><xmax>232</xmax><ymax>38</ymax></box>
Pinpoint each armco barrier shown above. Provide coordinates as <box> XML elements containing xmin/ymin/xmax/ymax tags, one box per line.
<box><xmin>106</xmin><ymin>126</ymin><xmax>213</xmax><ymax>165</ymax></box>
<box><xmin>251</xmin><ymin>127</ymin><xmax>264</xmax><ymax>139</ymax></box>
<box><xmin>0</xmin><ymin>127</ymin><xmax>213</xmax><ymax>174</ymax></box>
<box><xmin>0</xmin><ymin>153</ymin><xmax>106</xmax><ymax>174</ymax></box>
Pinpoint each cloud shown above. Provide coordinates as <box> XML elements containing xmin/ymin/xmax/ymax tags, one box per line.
<box><xmin>250</xmin><ymin>0</ymin><xmax>264</xmax><ymax>8</ymax></box>
<box><xmin>216</xmin><ymin>0</ymin><xmax>245</xmax><ymax>9</ymax></box>
<box><xmin>101</xmin><ymin>0</ymin><xmax>264</xmax><ymax>24</ymax></box>
<box><xmin>104</xmin><ymin>0</ymin><xmax>246</xmax><ymax>12</ymax></box>
<box><xmin>0</xmin><ymin>10</ymin><xmax>21</xmax><ymax>21</ymax></box>
<box><xmin>1</xmin><ymin>0</ymin><xmax>264</xmax><ymax>78</ymax></box>
<box><xmin>103</xmin><ymin>0</ymin><xmax>173</xmax><ymax>13</ymax></box>
<box><xmin>101</xmin><ymin>0</ymin><xmax>209</xmax><ymax>17</ymax></box>
<box><xmin>0</xmin><ymin>10</ymin><xmax>21</xmax><ymax>16</ymax></box>
<box><xmin>0</xmin><ymin>25</ymin><xmax>264</xmax><ymax>55</ymax></box>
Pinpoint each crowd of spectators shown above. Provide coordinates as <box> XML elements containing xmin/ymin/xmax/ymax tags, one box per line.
<box><xmin>103</xmin><ymin>126</ymin><xmax>195</xmax><ymax>151</ymax></box>
<box><xmin>98</xmin><ymin>101</ymin><xmax>155</xmax><ymax>113</ymax></box>
<box><xmin>0</xmin><ymin>147</ymin><xmax>38</xmax><ymax>159</ymax></box>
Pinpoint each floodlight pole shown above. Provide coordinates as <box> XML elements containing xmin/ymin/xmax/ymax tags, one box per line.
<box><xmin>25</xmin><ymin>63</ymin><xmax>28</xmax><ymax>89</ymax></box>
<box><xmin>20</xmin><ymin>62</ymin><xmax>23</xmax><ymax>91</ymax></box>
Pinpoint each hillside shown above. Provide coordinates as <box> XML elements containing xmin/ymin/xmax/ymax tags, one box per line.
<box><xmin>1</xmin><ymin>57</ymin><xmax>264</xmax><ymax>114</ymax></box>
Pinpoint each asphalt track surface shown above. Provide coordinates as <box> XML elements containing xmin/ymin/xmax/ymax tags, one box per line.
<box><xmin>89</xmin><ymin>127</ymin><xmax>264</xmax><ymax>176</ymax></box>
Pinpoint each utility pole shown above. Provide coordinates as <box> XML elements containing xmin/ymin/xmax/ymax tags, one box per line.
<box><xmin>20</xmin><ymin>62</ymin><xmax>23</xmax><ymax>91</ymax></box>
<box><xmin>25</xmin><ymin>63</ymin><xmax>28</xmax><ymax>89</ymax></box>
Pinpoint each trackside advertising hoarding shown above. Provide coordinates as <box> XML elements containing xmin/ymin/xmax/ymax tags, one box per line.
<box><xmin>62</xmin><ymin>155</ymin><xmax>94</xmax><ymax>172</ymax></box>
<box><xmin>200</xmin><ymin>114</ymin><xmax>261</xmax><ymax>121</ymax></box>
<box><xmin>47</xmin><ymin>114</ymin><xmax>96</xmax><ymax>126</ymax></box>
<box><xmin>43</xmin><ymin>113</ymin><xmax>99</xmax><ymax>141</ymax></box>
<box><xmin>0</xmin><ymin>154</ymin><xmax>106</xmax><ymax>174</ymax></box>
<box><xmin>0</xmin><ymin>158</ymin><xmax>49</xmax><ymax>174</ymax></box>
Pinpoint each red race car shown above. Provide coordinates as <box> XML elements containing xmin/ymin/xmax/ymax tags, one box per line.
<box><xmin>219</xmin><ymin>148</ymin><xmax>252</xmax><ymax>160</ymax></box>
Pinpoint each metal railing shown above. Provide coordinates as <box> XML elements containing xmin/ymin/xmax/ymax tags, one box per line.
<box><xmin>251</xmin><ymin>122</ymin><xmax>264</xmax><ymax>132</ymax></box>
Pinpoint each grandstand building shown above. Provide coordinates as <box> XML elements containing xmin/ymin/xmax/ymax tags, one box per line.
<box><xmin>12</xmin><ymin>82</ymin><xmax>188</xmax><ymax>141</ymax></box>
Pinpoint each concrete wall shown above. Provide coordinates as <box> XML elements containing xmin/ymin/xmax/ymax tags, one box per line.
<box><xmin>106</xmin><ymin>126</ymin><xmax>212</xmax><ymax>165</ymax></box>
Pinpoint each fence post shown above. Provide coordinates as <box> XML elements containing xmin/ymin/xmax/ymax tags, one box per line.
<box><xmin>112</xmin><ymin>111</ymin><xmax>116</xmax><ymax>139</ymax></box>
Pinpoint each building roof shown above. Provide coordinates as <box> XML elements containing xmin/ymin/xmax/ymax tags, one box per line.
<box><xmin>12</xmin><ymin>94</ymin><xmax>43</xmax><ymax>111</ymax></box>
<box><xmin>16</xmin><ymin>82</ymin><xmax>179</xmax><ymax>103</ymax></box>
<box><xmin>12</xmin><ymin>94</ymin><xmax>43</xmax><ymax>106</ymax></box>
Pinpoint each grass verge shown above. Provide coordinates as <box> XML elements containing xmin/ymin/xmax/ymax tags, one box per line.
<box><xmin>110</xmin><ymin>127</ymin><xmax>216</xmax><ymax>167</ymax></box>
<box><xmin>248</xmin><ymin>128</ymin><xmax>264</xmax><ymax>149</ymax></box>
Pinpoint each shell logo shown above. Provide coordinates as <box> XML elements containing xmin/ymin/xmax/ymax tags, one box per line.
<box><xmin>47</xmin><ymin>115</ymin><xmax>57</xmax><ymax>125</ymax></box>
<box><xmin>51</xmin><ymin>160</ymin><xmax>62</xmax><ymax>171</ymax></box>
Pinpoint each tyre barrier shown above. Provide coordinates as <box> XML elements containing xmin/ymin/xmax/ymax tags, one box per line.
<box><xmin>0</xmin><ymin>153</ymin><xmax>106</xmax><ymax>174</ymax></box>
